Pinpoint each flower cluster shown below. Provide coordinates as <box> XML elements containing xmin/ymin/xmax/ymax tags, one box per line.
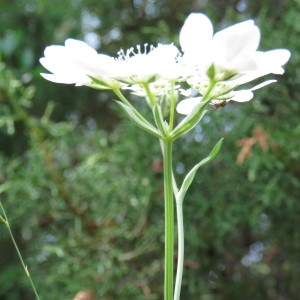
<box><xmin>40</xmin><ymin>13</ymin><xmax>290</xmax><ymax>115</ymax></box>
<box><xmin>177</xmin><ymin>14</ymin><xmax>290</xmax><ymax>114</ymax></box>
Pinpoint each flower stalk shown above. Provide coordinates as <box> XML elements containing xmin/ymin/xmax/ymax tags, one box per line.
<box><xmin>0</xmin><ymin>201</ymin><xmax>41</xmax><ymax>300</ymax></box>
<box><xmin>162</xmin><ymin>138</ymin><xmax>175</xmax><ymax>300</ymax></box>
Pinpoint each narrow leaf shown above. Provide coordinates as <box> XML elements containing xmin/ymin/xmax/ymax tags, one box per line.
<box><xmin>115</xmin><ymin>101</ymin><xmax>161</xmax><ymax>138</ymax></box>
<box><xmin>177</xmin><ymin>138</ymin><xmax>224</xmax><ymax>204</ymax></box>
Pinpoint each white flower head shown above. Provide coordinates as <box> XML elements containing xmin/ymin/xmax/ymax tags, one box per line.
<box><xmin>179</xmin><ymin>13</ymin><xmax>290</xmax><ymax>82</ymax></box>
<box><xmin>177</xmin><ymin>13</ymin><xmax>291</xmax><ymax>114</ymax></box>
<box><xmin>40</xmin><ymin>39</ymin><xmax>183</xmax><ymax>92</ymax></box>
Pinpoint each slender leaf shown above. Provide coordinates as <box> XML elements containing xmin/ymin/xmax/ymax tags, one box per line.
<box><xmin>115</xmin><ymin>101</ymin><xmax>162</xmax><ymax>138</ymax></box>
<box><xmin>176</xmin><ymin>138</ymin><xmax>224</xmax><ymax>204</ymax></box>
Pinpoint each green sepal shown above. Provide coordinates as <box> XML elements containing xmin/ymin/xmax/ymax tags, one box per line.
<box><xmin>171</xmin><ymin>98</ymin><xmax>210</xmax><ymax>140</ymax></box>
<box><xmin>176</xmin><ymin>138</ymin><xmax>224</xmax><ymax>204</ymax></box>
<box><xmin>114</xmin><ymin>101</ymin><xmax>162</xmax><ymax>138</ymax></box>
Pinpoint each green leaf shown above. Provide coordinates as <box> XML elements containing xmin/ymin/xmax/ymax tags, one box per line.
<box><xmin>176</xmin><ymin>138</ymin><xmax>224</xmax><ymax>204</ymax></box>
<box><xmin>171</xmin><ymin>98</ymin><xmax>210</xmax><ymax>140</ymax></box>
<box><xmin>115</xmin><ymin>101</ymin><xmax>162</xmax><ymax>138</ymax></box>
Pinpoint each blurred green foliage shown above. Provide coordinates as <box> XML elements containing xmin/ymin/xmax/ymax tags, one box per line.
<box><xmin>1</xmin><ymin>0</ymin><xmax>300</xmax><ymax>299</ymax></box>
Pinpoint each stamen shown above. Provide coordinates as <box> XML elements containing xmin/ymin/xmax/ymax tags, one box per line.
<box><xmin>116</xmin><ymin>43</ymin><xmax>156</xmax><ymax>61</ymax></box>
<box><xmin>136</xmin><ymin>45</ymin><xmax>141</xmax><ymax>54</ymax></box>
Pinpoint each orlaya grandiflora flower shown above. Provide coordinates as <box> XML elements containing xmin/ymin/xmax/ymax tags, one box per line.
<box><xmin>40</xmin><ymin>39</ymin><xmax>182</xmax><ymax>93</ymax></box>
<box><xmin>177</xmin><ymin>80</ymin><xmax>276</xmax><ymax>115</ymax></box>
<box><xmin>114</xmin><ymin>43</ymin><xmax>183</xmax><ymax>98</ymax></box>
<box><xmin>177</xmin><ymin>13</ymin><xmax>291</xmax><ymax>114</ymax></box>
<box><xmin>40</xmin><ymin>39</ymin><xmax>120</xmax><ymax>89</ymax></box>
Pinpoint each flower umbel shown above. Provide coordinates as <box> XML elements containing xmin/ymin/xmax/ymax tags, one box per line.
<box><xmin>40</xmin><ymin>40</ymin><xmax>181</xmax><ymax>94</ymax></box>
<box><xmin>176</xmin><ymin>13</ymin><xmax>291</xmax><ymax>114</ymax></box>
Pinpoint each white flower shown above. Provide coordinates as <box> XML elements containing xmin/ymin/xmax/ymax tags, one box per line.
<box><xmin>180</xmin><ymin>13</ymin><xmax>290</xmax><ymax>82</ymax></box>
<box><xmin>177</xmin><ymin>80</ymin><xmax>276</xmax><ymax>115</ymax></box>
<box><xmin>40</xmin><ymin>39</ymin><xmax>182</xmax><ymax>91</ymax></box>
<box><xmin>40</xmin><ymin>39</ymin><xmax>119</xmax><ymax>89</ymax></box>
<box><xmin>115</xmin><ymin>44</ymin><xmax>181</xmax><ymax>85</ymax></box>
<box><xmin>176</xmin><ymin>13</ymin><xmax>291</xmax><ymax>114</ymax></box>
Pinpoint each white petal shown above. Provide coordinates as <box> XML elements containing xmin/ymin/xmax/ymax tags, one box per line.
<box><xmin>264</xmin><ymin>49</ymin><xmax>291</xmax><ymax>65</ymax></box>
<box><xmin>65</xmin><ymin>38</ymin><xmax>98</xmax><ymax>57</ymax></box>
<box><xmin>149</xmin><ymin>44</ymin><xmax>179</xmax><ymax>61</ymax></box>
<box><xmin>212</xmin><ymin>20</ymin><xmax>260</xmax><ymax>70</ymax></box>
<box><xmin>39</xmin><ymin>56</ymin><xmax>81</xmax><ymax>76</ymax></box>
<box><xmin>250</xmin><ymin>79</ymin><xmax>277</xmax><ymax>91</ymax></box>
<box><xmin>180</xmin><ymin>13</ymin><xmax>213</xmax><ymax>53</ymax></box>
<box><xmin>176</xmin><ymin>97</ymin><xmax>201</xmax><ymax>115</ymax></box>
<box><xmin>230</xmin><ymin>79</ymin><xmax>277</xmax><ymax>103</ymax></box>
<box><xmin>65</xmin><ymin>40</ymin><xmax>116</xmax><ymax>76</ymax></box>
<box><xmin>77</xmin><ymin>54</ymin><xmax>117</xmax><ymax>77</ymax></box>
<box><xmin>43</xmin><ymin>45</ymin><xmax>67</xmax><ymax>58</ymax></box>
<box><xmin>255</xmin><ymin>49</ymin><xmax>291</xmax><ymax>74</ymax></box>
<box><xmin>214</xmin><ymin>20</ymin><xmax>260</xmax><ymax>54</ymax></box>
<box><xmin>232</xmin><ymin>71</ymin><xmax>267</xmax><ymax>85</ymax></box>
<box><xmin>115</xmin><ymin>44</ymin><xmax>181</xmax><ymax>83</ymax></box>
<box><xmin>40</xmin><ymin>39</ymin><xmax>118</xmax><ymax>86</ymax></box>
<box><xmin>147</xmin><ymin>44</ymin><xmax>181</xmax><ymax>79</ymax></box>
<box><xmin>40</xmin><ymin>73</ymin><xmax>89</xmax><ymax>84</ymax></box>
<box><xmin>231</xmin><ymin>90</ymin><xmax>254</xmax><ymax>102</ymax></box>
<box><xmin>41</xmin><ymin>46</ymin><xmax>73</xmax><ymax>73</ymax></box>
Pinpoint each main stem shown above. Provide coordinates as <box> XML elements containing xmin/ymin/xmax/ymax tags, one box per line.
<box><xmin>163</xmin><ymin>138</ymin><xmax>174</xmax><ymax>300</ymax></box>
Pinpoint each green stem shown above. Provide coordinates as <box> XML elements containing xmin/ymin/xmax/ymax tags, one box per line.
<box><xmin>202</xmin><ymin>80</ymin><xmax>217</xmax><ymax>101</ymax></box>
<box><xmin>174</xmin><ymin>202</ymin><xmax>184</xmax><ymax>300</ymax></box>
<box><xmin>143</xmin><ymin>83</ymin><xmax>156</xmax><ymax>107</ymax></box>
<box><xmin>162</xmin><ymin>138</ymin><xmax>174</xmax><ymax>300</ymax></box>
<box><xmin>168</xmin><ymin>81</ymin><xmax>176</xmax><ymax>132</ymax></box>
<box><xmin>0</xmin><ymin>201</ymin><xmax>41</xmax><ymax>300</ymax></box>
<box><xmin>112</xmin><ymin>88</ymin><xmax>160</xmax><ymax>135</ymax></box>
<box><xmin>112</xmin><ymin>88</ymin><xmax>134</xmax><ymax>107</ymax></box>
<box><xmin>172</xmin><ymin>80</ymin><xmax>217</xmax><ymax>299</ymax></box>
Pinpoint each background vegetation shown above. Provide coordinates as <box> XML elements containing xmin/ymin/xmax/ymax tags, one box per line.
<box><xmin>0</xmin><ymin>0</ymin><xmax>299</xmax><ymax>299</ymax></box>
